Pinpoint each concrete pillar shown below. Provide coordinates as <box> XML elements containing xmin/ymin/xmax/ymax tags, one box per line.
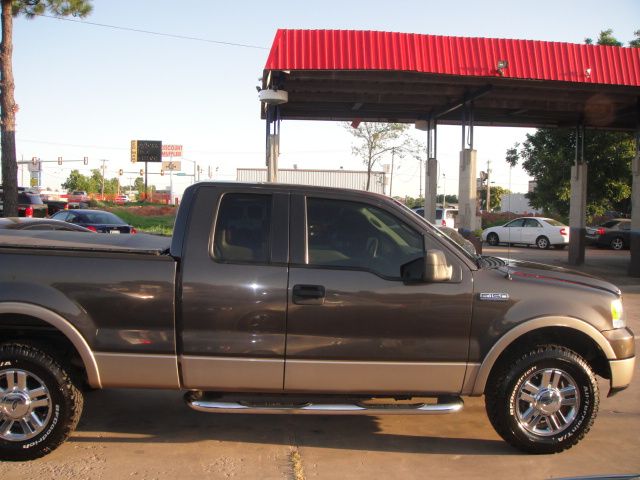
<box><xmin>267</xmin><ymin>133</ymin><xmax>279</xmax><ymax>182</ymax></box>
<box><xmin>629</xmin><ymin>135</ymin><xmax>640</xmax><ymax>276</ymax></box>
<box><xmin>424</xmin><ymin>158</ymin><xmax>438</xmax><ymax>223</ymax></box>
<box><xmin>568</xmin><ymin>162</ymin><xmax>587</xmax><ymax>265</ymax></box>
<box><xmin>458</xmin><ymin>148</ymin><xmax>480</xmax><ymax>231</ymax></box>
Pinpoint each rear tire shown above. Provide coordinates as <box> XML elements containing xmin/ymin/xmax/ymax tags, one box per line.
<box><xmin>536</xmin><ymin>236</ymin><xmax>550</xmax><ymax>249</ymax></box>
<box><xmin>0</xmin><ymin>344</ymin><xmax>84</xmax><ymax>461</ymax></box>
<box><xmin>485</xmin><ymin>345</ymin><xmax>598</xmax><ymax>454</ymax></box>
<box><xmin>487</xmin><ymin>233</ymin><xmax>499</xmax><ymax>246</ymax></box>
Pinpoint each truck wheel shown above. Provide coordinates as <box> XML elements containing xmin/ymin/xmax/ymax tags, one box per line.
<box><xmin>536</xmin><ymin>236</ymin><xmax>550</xmax><ymax>249</ymax></box>
<box><xmin>485</xmin><ymin>345</ymin><xmax>599</xmax><ymax>454</ymax></box>
<box><xmin>487</xmin><ymin>233</ymin><xmax>499</xmax><ymax>246</ymax></box>
<box><xmin>0</xmin><ymin>344</ymin><xmax>84</xmax><ymax>461</ymax></box>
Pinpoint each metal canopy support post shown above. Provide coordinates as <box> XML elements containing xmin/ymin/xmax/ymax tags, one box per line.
<box><xmin>458</xmin><ymin>103</ymin><xmax>480</xmax><ymax>231</ymax></box>
<box><xmin>568</xmin><ymin>124</ymin><xmax>587</xmax><ymax>265</ymax></box>
<box><xmin>424</xmin><ymin>120</ymin><xmax>438</xmax><ymax>223</ymax></box>
<box><xmin>265</xmin><ymin>105</ymin><xmax>281</xmax><ymax>182</ymax></box>
<box><xmin>629</xmin><ymin>102</ymin><xmax>640</xmax><ymax>276</ymax></box>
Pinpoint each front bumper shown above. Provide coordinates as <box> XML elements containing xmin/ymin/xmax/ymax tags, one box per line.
<box><xmin>609</xmin><ymin>356</ymin><xmax>635</xmax><ymax>395</ymax></box>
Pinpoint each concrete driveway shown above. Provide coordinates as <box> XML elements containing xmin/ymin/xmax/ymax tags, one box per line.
<box><xmin>1</xmin><ymin>246</ymin><xmax>638</xmax><ymax>479</ymax></box>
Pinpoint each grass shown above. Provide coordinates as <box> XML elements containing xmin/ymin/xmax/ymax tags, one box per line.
<box><xmin>108</xmin><ymin>208</ymin><xmax>176</xmax><ymax>236</ymax></box>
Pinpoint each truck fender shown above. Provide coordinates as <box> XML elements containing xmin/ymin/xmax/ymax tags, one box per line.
<box><xmin>467</xmin><ymin>316</ymin><xmax>616</xmax><ymax>396</ymax></box>
<box><xmin>0</xmin><ymin>302</ymin><xmax>101</xmax><ymax>388</ymax></box>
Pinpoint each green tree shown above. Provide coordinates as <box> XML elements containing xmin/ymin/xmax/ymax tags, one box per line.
<box><xmin>1</xmin><ymin>0</ymin><xmax>92</xmax><ymax>216</ymax></box>
<box><xmin>507</xmin><ymin>30</ymin><xmax>638</xmax><ymax>220</ymax></box>
<box><xmin>478</xmin><ymin>185</ymin><xmax>510</xmax><ymax>212</ymax></box>
<box><xmin>345</xmin><ymin>122</ymin><xmax>409</xmax><ymax>191</ymax></box>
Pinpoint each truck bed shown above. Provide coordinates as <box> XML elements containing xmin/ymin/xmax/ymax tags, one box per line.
<box><xmin>0</xmin><ymin>230</ymin><xmax>171</xmax><ymax>255</ymax></box>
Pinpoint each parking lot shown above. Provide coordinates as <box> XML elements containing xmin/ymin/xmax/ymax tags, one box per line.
<box><xmin>1</xmin><ymin>245</ymin><xmax>638</xmax><ymax>480</ymax></box>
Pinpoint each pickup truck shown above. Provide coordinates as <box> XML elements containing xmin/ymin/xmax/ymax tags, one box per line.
<box><xmin>0</xmin><ymin>182</ymin><xmax>635</xmax><ymax>460</ymax></box>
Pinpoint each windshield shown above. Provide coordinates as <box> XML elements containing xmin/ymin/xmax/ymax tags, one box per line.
<box><xmin>393</xmin><ymin>200</ymin><xmax>479</xmax><ymax>263</ymax></box>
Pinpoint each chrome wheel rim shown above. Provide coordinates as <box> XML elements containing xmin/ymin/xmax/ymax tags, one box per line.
<box><xmin>611</xmin><ymin>238</ymin><xmax>623</xmax><ymax>250</ymax></box>
<box><xmin>537</xmin><ymin>238</ymin><xmax>548</xmax><ymax>249</ymax></box>
<box><xmin>0</xmin><ymin>369</ymin><xmax>52</xmax><ymax>442</ymax></box>
<box><xmin>515</xmin><ymin>368</ymin><xmax>580</xmax><ymax>437</ymax></box>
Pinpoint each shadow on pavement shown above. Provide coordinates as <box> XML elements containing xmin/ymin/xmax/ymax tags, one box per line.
<box><xmin>71</xmin><ymin>389</ymin><xmax>516</xmax><ymax>456</ymax></box>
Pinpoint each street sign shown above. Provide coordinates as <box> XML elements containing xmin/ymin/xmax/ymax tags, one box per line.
<box><xmin>131</xmin><ymin>140</ymin><xmax>162</xmax><ymax>163</ymax></box>
<box><xmin>162</xmin><ymin>144</ymin><xmax>182</xmax><ymax>157</ymax></box>
<box><xmin>175</xmin><ymin>173</ymin><xmax>188</xmax><ymax>176</ymax></box>
<box><xmin>162</xmin><ymin>161</ymin><xmax>181</xmax><ymax>171</ymax></box>
<box><xmin>27</xmin><ymin>160</ymin><xmax>41</xmax><ymax>173</ymax></box>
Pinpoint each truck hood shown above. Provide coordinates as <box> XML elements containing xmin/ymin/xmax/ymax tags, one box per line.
<box><xmin>497</xmin><ymin>257</ymin><xmax>621</xmax><ymax>296</ymax></box>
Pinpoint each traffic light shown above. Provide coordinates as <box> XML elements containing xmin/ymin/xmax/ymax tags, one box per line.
<box><xmin>83</xmin><ymin>157</ymin><xmax>89</xmax><ymax>165</ymax></box>
<box><xmin>118</xmin><ymin>169</ymin><xmax>124</xmax><ymax>176</ymax></box>
<box><xmin>31</xmin><ymin>157</ymin><xmax>38</xmax><ymax>165</ymax></box>
<box><xmin>57</xmin><ymin>157</ymin><xmax>63</xmax><ymax>165</ymax></box>
<box><xmin>139</xmin><ymin>169</ymin><xmax>144</xmax><ymax>176</ymax></box>
<box><xmin>160</xmin><ymin>170</ymin><xmax>165</xmax><ymax>176</ymax></box>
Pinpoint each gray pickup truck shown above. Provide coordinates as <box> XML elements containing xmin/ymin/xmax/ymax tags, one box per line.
<box><xmin>0</xmin><ymin>182</ymin><xmax>635</xmax><ymax>460</ymax></box>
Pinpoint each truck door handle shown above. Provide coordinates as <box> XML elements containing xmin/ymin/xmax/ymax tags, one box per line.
<box><xmin>292</xmin><ymin>284</ymin><xmax>325</xmax><ymax>305</ymax></box>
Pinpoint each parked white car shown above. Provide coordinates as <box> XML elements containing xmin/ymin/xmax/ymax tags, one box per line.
<box><xmin>482</xmin><ymin>217</ymin><xmax>569</xmax><ymax>249</ymax></box>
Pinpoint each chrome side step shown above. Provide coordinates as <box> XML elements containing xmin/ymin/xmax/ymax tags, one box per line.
<box><xmin>185</xmin><ymin>395</ymin><xmax>463</xmax><ymax>415</ymax></box>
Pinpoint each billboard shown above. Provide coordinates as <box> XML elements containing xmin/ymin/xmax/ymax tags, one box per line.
<box><xmin>131</xmin><ymin>140</ymin><xmax>162</xmax><ymax>163</ymax></box>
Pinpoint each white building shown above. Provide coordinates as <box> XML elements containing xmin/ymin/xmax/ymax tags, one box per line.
<box><xmin>500</xmin><ymin>193</ymin><xmax>542</xmax><ymax>215</ymax></box>
<box><xmin>236</xmin><ymin>168</ymin><xmax>387</xmax><ymax>194</ymax></box>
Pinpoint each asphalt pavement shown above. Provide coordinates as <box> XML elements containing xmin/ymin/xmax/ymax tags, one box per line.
<box><xmin>1</xmin><ymin>245</ymin><xmax>638</xmax><ymax>479</ymax></box>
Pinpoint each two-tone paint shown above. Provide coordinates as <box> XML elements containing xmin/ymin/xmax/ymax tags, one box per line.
<box><xmin>0</xmin><ymin>182</ymin><xmax>635</xmax><ymax>396</ymax></box>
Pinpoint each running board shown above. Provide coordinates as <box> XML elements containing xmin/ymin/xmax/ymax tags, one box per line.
<box><xmin>185</xmin><ymin>395</ymin><xmax>463</xmax><ymax>415</ymax></box>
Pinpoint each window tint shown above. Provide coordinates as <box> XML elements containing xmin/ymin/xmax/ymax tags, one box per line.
<box><xmin>306</xmin><ymin>198</ymin><xmax>424</xmax><ymax>278</ymax></box>
<box><xmin>544</xmin><ymin>218</ymin><xmax>565</xmax><ymax>227</ymax></box>
<box><xmin>18</xmin><ymin>193</ymin><xmax>44</xmax><ymax>205</ymax></box>
<box><xmin>435</xmin><ymin>209</ymin><xmax>442</xmax><ymax>220</ymax></box>
<box><xmin>52</xmin><ymin>211</ymin><xmax>70</xmax><ymax>221</ymax></box>
<box><xmin>213</xmin><ymin>194</ymin><xmax>271</xmax><ymax>263</ymax></box>
<box><xmin>505</xmin><ymin>219</ymin><xmax>525</xmax><ymax>227</ymax></box>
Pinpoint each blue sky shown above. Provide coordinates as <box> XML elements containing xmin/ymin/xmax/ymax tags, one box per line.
<box><xmin>10</xmin><ymin>0</ymin><xmax>640</xmax><ymax>197</ymax></box>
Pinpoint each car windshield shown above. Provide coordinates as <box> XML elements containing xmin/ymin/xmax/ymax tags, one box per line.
<box><xmin>80</xmin><ymin>212</ymin><xmax>124</xmax><ymax>224</ymax></box>
<box><xmin>544</xmin><ymin>219</ymin><xmax>566</xmax><ymax>227</ymax></box>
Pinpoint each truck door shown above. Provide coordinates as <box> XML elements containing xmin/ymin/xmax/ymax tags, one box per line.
<box><xmin>179</xmin><ymin>186</ymin><xmax>289</xmax><ymax>391</ymax></box>
<box><xmin>284</xmin><ymin>194</ymin><xmax>474</xmax><ymax>394</ymax></box>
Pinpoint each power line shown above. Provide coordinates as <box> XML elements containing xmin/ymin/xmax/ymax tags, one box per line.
<box><xmin>35</xmin><ymin>14</ymin><xmax>269</xmax><ymax>50</ymax></box>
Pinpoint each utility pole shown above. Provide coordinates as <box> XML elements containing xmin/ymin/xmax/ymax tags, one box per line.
<box><xmin>100</xmin><ymin>159</ymin><xmax>107</xmax><ymax>199</ymax></box>
<box><xmin>418</xmin><ymin>157</ymin><xmax>423</xmax><ymax>198</ymax></box>
<box><xmin>442</xmin><ymin>173</ymin><xmax>446</xmax><ymax>208</ymax></box>
<box><xmin>389</xmin><ymin>147</ymin><xmax>396</xmax><ymax>197</ymax></box>
<box><xmin>486</xmin><ymin>159</ymin><xmax>492</xmax><ymax>212</ymax></box>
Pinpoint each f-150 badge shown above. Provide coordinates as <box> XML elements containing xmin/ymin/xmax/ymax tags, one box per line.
<box><xmin>479</xmin><ymin>293</ymin><xmax>510</xmax><ymax>301</ymax></box>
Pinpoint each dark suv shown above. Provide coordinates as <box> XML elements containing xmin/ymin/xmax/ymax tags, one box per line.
<box><xmin>0</xmin><ymin>187</ymin><xmax>48</xmax><ymax>218</ymax></box>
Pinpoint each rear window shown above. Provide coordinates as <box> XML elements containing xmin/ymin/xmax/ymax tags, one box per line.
<box><xmin>18</xmin><ymin>193</ymin><xmax>44</xmax><ymax>205</ymax></box>
<box><xmin>601</xmin><ymin>221</ymin><xmax>619</xmax><ymax>228</ymax></box>
<box><xmin>80</xmin><ymin>212</ymin><xmax>124</xmax><ymax>224</ymax></box>
<box><xmin>544</xmin><ymin>219</ymin><xmax>565</xmax><ymax>227</ymax></box>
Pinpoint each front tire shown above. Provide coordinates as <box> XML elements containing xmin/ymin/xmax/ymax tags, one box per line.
<box><xmin>485</xmin><ymin>345</ymin><xmax>599</xmax><ymax>454</ymax></box>
<box><xmin>0</xmin><ymin>344</ymin><xmax>84</xmax><ymax>461</ymax></box>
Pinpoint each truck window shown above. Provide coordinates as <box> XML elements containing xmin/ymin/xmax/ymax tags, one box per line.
<box><xmin>306</xmin><ymin>198</ymin><xmax>423</xmax><ymax>278</ymax></box>
<box><xmin>213</xmin><ymin>193</ymin><xmax>271</xmax><ymax>263</ymax></box>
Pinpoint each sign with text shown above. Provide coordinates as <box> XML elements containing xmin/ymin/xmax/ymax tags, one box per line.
<box><xmin>162</xmin><ymin>144</ymin><xmax>183</xmax><ymax>157</ymax></box>
<box><xmin>131</xmin><ymin>140</ymin><xmax>162</xmax><ymax>163</ymax></box>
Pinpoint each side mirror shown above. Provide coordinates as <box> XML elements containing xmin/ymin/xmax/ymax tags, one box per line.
<box><xmin>400</xmin><ymin>249</ymin><xmax>452</xmax><ymax>284</ymax></box>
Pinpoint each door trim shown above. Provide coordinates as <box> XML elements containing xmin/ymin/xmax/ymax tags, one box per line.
<box><xmin>181</xmin><ymin>356</ymin><xmax>285</xmax><ymax>391</ymax></box>
<box><xmin>284</xmin><ymin>360</ymin><xmax>467</xmax><ymax>394</ymax></box>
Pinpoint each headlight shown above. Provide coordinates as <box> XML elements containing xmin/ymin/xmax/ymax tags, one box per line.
<box><xmin>611</xmin><ymin>298</ymin><xmax>625</xmax><ymax>329</ymax></box>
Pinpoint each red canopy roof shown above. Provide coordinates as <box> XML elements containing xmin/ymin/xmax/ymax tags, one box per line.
<box><xmin>265</xmin><ymin>29</ymin><xmax>640</xmax><ymax>87</ymax></box>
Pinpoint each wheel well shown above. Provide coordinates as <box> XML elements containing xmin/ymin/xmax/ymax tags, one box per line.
<box><xmin>0</xmin><ymin>313</ymin><xmax>88</xmax><ymax>384</ymax></box>
<box><xmin>487</xmin><ymin>326</ymin><xmax>610</xmax><ymax>391</ymax></box>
